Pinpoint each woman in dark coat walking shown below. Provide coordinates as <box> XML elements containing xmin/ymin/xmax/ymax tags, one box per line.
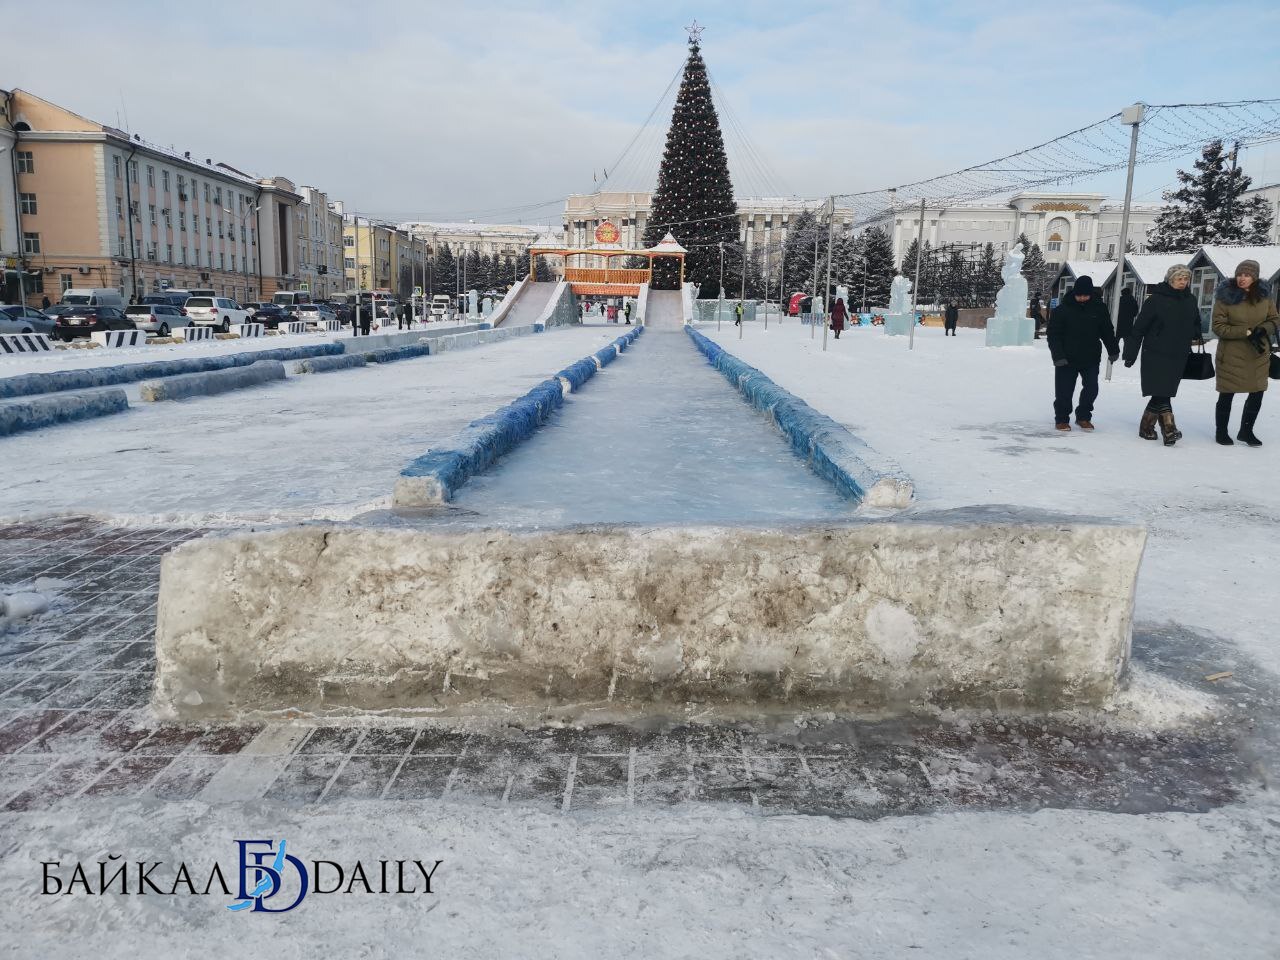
<box><xmin>1212</xmin><ymin>259</ymin><xmax>1279</xmax><ymax>446</ymax></box>
<box><xmin>1122</xmin><ymin>264</ymin><xmax>1200</xmax><ymax>445</ymax></box>
<box><xmin>829</xmin><ymin>298</ymin><xmax>847</xmax><ymax>338</ymax></box>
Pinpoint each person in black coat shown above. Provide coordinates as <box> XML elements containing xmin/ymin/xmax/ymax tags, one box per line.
<box><xmin>943</xmin><ymin>303</ymin><xmax>958</xmax><ymax>336</ymax></box>
<box><xmin>1117</xmin><ymin>289</ymin><xmax>1139</xmax><ymax>345</ymax></box>
<box><xmin>1122</xmin><ymin>266</ymin><xmax>1200</xmax><ymax>446</ymax></box>
<box><xmin>1029</xmin><ymin>293</ymin><xmax>1043</xmax><ymax>339</ymax></box>
<box><xmin>1047</xmin><ymin>275</ymin><xmax>1120</xmax><ymax>431</ymax></box>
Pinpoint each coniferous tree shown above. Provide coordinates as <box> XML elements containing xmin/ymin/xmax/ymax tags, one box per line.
<box><xmin>1148</xmin><ymin>140</ymin><xmax>1273</xmax><ymax>250</ymax></box>
<box><xmin>1018</xmin><ymin>238</ymin><xmax>1051</xmax><ymax>296</ymax></box>
<box><xmin>976</xmin><ymin>243</ymin><xmax>1002</xmax><ymax>306</ymax></box>
<box><xmin>534</xmin><ymin>255</ymin><xmax>555</xmax><ymax>282</ymax></box>
<box><xmin>859</xmin><ymin>227</ymin><xmax>896</xmax><ymax>308</ymax></box>
<box><xmin>642</xmin><ymin>34</ymin><xmax>738</xmax><ymax>290</ymax></box>
<box><xmin>432</xmin><ymin>243</ymin><xmax>456</xmax><ymax>296</ymax></box>
<box><xmin>781</xmin><ymin>209</ymin><xmax>822</xmax><ymax>296</ymax></box>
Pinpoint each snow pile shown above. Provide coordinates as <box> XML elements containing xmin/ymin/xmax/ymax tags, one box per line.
<box><xmin>0</xmin><ymin>576</ymin><xmax>68</xmax><ymax>633</ymax></box>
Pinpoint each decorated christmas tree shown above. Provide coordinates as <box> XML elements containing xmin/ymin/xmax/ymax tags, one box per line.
<box><xmin>1147</xmin><ymin>140</ymin><xmax>1273</xmax><ymax>251</ymax></box>
<box><xmin>642</xmin><ymin>25</ymin><xmax>738</xmax><ymax>290</ymax></box>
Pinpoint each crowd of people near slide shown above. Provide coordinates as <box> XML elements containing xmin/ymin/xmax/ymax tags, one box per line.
<box><xmin>1048</xmin><ymin>259</ymin><xmax>1279</xmax><ymax>446</ymax></box>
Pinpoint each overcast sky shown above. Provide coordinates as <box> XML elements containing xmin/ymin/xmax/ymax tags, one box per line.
<box><xmin>9</xmin><ymin>0</ymin><xmax>1280</xmax><ymax>226</ymax></box>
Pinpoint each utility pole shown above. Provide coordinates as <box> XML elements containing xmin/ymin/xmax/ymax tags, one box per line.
<box><xmin>1224</xmin><ymin>139</ymin><xmax>1241</xmax><ymax>236</ymax></box>
<box><xmin>822</xmin><ymin>196</ymin><xmax>835</xmax><ymax>352</ymax></box>
<box><xmin>811</xmin><ymin>221</ymin><xmax>820</xmax><ymax>339</ymax></box>
<box><xmin>1107</xmin><ymin>103</ymin><xmax>1144</xmax><ymax>382</ymax></box>
<box><xmin>738</xmin><ymin>243</ymin><xmax>746</xmax><ymax>341</ymax></box>
<box><xmin>909</xmin><ymin>197</ymin><xmax>925</xmax><ymax>351</ymax></box>
<box><xmin>763</xmin><ymin>241</ymin><xmax>770</xmax><ymax>330</ymax></box>
<box><xmin>352</xmin><ymin>214</ymin><xmax>361</xmax><ymax>333</ymax></box>
<box><xmin>779</xmin><ymin>239</ymin><xmax>786</xmax><ymax>322</ymax></box>
<box><xmin>717</xmin><ymin>241</ymin><xmax>724</xmax><ymax>331</ymax></box>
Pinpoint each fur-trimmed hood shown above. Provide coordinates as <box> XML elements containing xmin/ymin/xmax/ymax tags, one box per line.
<box><xmin>1215</xmin><ymin>276</ymin><xmax>1272</xmax><ymax>305</ymax></box>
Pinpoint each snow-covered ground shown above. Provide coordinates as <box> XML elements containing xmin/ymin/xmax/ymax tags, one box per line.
<box><xmin>0</xmin><ymin>327</ymin><xmax>627</xmax><ymax>524</ymax></box>
<box><xmin>1</xmin><ymin>319</ymin><xmax>1278</xmax><ymax>957</ymax></box>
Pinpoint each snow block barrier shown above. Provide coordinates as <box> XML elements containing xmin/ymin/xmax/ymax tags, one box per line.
<box><xmin>179</xmin><ymin>325</ymin><xmax>214</xmax><ymax>342</ymax></box>
<box><xmin>151</xmin><ymin>511</ymin><xmax>1147</xmax><ymax>720</ymax></box>
<box><xmin>394</xmin><ymin>327</ymin><xmax>643</xmax><ymax>506</ymax></box>
<box><xmin>686</xmin><ymin>326</ymin><xmax>913</xmax><ymax>509</ymax></box>
<box><xmin>0</xmin><ymin>343</ymin><xmax>342</xmax><ymax>400</ymax></box>
<box><xmin>280</xmin><ymin>321</ymin><xmax>307</xmax><ymax>335</ymax></box>
<box><xmin>0</xmin><ymin>388</ymin><xmax>129</xmax><ymax>436</ymax></box>
<box><xmin>0</xmin><ymin>333</ymin><xmax>52</xmax><ymax>354</ymax></box>
<box><xmin>233</xmin><ymin>323</ymin><xmax>264</xmax><ymax>338</ymax></box>
<box><xmin>91</xmin><ymin>330</ymin><xmax>146</xmax><ymax>348</ymax></box>
<box><xmin>364</xmin><ymin>343</ymin><xmax>431</xmax><ymax>364</ymax></box>
<box><xmin>138</xmin><ymin>359</ymin><xmax>285</xmax><ymax>402</ymax></box>
<box><xmin>294</xmin><ymin>353</ymin><xmax>367</xmax><ymax>375</ymax></box>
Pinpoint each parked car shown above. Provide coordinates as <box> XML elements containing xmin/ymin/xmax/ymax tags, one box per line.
<box><xmin>182</xmin><ymin>296</ymin><xmax>250</xmax><ymax>332</ymax></box>
<box><xmin>430</xmin><ymin>294</ymin><xmax>451</xmax><ymax>319</ymax></box>
<box><xmin>332</xmin><ymin>303</ymin><xmax>354</xmax><ymax>327</ymax></box>
<box><xmin>250</xmin><ymin>304</ymin><xmax>290</xmax><ymax>329</ymax></box>
<box><xmin>124</xmin><ymin>303</ymin><xmax>191</xmax><ymax>337</ymax></box>
<box><xmin>0</xmin><ymin>305</ymin><xmax>57</xmax><ymax>335</ymax></box>
<box><xmin>140</xmin><ymin>292</ymin><xmax>191</xmax><ymax>310</ymax></box>
<box><xmin>242</xmin><ymin>302</ymin><xmax>266</xmax><ymax>317</ymax></box>
<box><xmin>53</xmin><ymin>305</ymin><xmax>134</xmax><ymax>341</ymax></box>
<box><xmin>289</xmin><ymin>303</ymin><xmax>338</xmax><ymax>327</ymax></box>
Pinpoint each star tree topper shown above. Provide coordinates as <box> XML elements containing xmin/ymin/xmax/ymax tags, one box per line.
<box><xmin>686</xmin><ymin>20</ymin><xmax>704</xmax><ymax>46</ymax></box>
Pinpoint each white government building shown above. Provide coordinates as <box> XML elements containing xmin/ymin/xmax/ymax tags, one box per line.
<box><xmin>562</xmin><ymin>191</ymin><xmax>1161</xmax><ymax>267</ymax></box>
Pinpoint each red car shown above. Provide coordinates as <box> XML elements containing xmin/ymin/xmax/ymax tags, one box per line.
<box><xmin>53</xmin><ymin>305</ymin><xmax>135</xmax><ymax>341</ymax></box>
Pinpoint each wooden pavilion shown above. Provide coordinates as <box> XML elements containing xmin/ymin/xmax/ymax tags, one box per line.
<box><xmin>528</xmin><ymin>229</ymin><xmax>687</xmax><ymax>298</ymax></box>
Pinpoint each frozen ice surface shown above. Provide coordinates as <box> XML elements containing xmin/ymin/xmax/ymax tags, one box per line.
<box><xmin>453</xmin><ymin>329</ymin><xmax>855</xmax><ymax>526</ymax></box>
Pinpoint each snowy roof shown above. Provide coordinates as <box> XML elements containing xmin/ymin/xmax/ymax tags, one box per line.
<box><xmin>1122</xmin><ymin>253</ymin><xmax>1196</xmax><ymax>285</ymax></box>
<box><xmin>1057</xmin><ymin>260</ymin><xmax>1117</xmax><ymax>286</ymax></box>
<box><xmin>648</xmin><ymin>233</ymin><xmax>688</xmax><ymax>254</ymax></box>
<box><xmin>1188</xmin><ymin>245</ymin><xmax>1280</xmax><ymax>281</ymax></box>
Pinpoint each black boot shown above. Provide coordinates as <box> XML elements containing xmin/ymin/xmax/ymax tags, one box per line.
<box><xmin>1216</xmin><ymin>394</ymin><xmax>1235</xmax><ymax>446</ymax></box>
<box><xmin>1238</xmin><ymin>391</ymin><xmax>1263</xmax><ymax>446</ymax></box>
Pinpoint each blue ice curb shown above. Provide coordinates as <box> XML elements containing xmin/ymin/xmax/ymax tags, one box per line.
<box><xmin>364</xmin><ymin>344</ymin><xmax>431</xmax><ymax>364</ymax></box>
<box><xmin>395</xmin><ymin>327</ymin><xmax>643</xmax><ymax>505</ymax></box>
<box><xmin>138</xmin><ymin>360</ymin><xmax>286</xmax><ymax>402</ymax></box>
<box><xmin>684</xmin><ymin>327</ymin><xmax>913</xmax><ymax>509</ymax></box>
<box><xmin>0</xmin><ymin>388</ymin><xmax>130</xmax><ymax>436</ymax></box>
<box><xmin>0</xmin><ymin>343</ymin><xmax>343</xmax><ymax>400</ymax></box>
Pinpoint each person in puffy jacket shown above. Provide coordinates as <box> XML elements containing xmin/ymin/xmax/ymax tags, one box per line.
<box><xmin>1212</xmin><ymin>259</ymin><xmax>1279</xmax><ymax>446</ymax></box>
<box><xmin>829</xmin><ymin>298</ymin><xmax>847</xmax><ymax>338</ymax></box>
<box><xmin>1122</xmin><ymin>265</ymin><xmax>1200</xmax><ymax>445</ymax></box>
<box><xmin>1047</xmin><ymin>275</ymin><xmax>1120</xmax><ymax>431</ymax></box>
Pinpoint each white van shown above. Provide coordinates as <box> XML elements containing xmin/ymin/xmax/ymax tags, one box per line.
<box><xmin>61</xmin><ymin>288</ymin><xmax>125</xmax><ymax>308</ymax></box>
<box><xmin>272</xmin><ymin>290</ymin><xmax>313</xmax><ymax>307</ymax></box>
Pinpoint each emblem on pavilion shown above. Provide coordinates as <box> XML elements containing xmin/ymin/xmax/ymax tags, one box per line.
<box><xmin>594</xmin><ymin>221</ymin><xmax>621</xmax><ymax>245</ymax></box>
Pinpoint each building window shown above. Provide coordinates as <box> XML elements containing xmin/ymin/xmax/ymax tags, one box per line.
<box><xmin>167</xmin><ymin>244</ymin><xmax>174</xmax><ymax>263</ymax></box>
<box><xmin>1047</xmin><ymin>241</ymin><xmax>1062</xmax><ymax>252</ymax></box>
<box><xmin>134</xmin><ymin>238</ymin><xmax>142</xmax><ymax>258</ymax></box>
<box><xmin>130</xmin><ymin>161</ymin><xmax>139</xmax><ymax>184</ymax></box>
<box><xmin>162</xmin><ymin>170</ymin><xmax>170</xmax><ymax>192</ymax></box>
<box><xmin>204</xmin><ymin>183</ymin><xmax>210</xmax><ymax>203</ymax></box>
<box><xmin>217</xmin><ymin>221</ymin><xmax>224</xmax><ymax>238</ymax></box>
<box><xmin>219</xmin><ymin>252</ymin><xmax>225</xmax><ymax>270</ymax></box>
<box><xmin>214</xmin><ymin>188</ymin><xmax>222</xmax><ymax>205</ymax></box>
<box><xmin>164</xmin><ymin>210</ymin><xmax>171</xmax><ymax>227</ymax></box>
<box><xmin>60</xmin><ymin>273</ymin><xmax>73</xmax><ymax>293</ymax></box>
<box><xmin>231</xmin><ymin>254</ymin><xmax>237</xmax><ymax>271</ymax></box>
<box><xmin>149</xmin><ymin>204</ymin><xmax>157</xmax><ymax>225</ymax></box>
<box><xmin>1108</xmin><ymin>243</ymin><xmax>1116</xmax><ymax>256</ymax></box>
<box><xmin>1078</xmin><ymin>241</ymin><xmax>1087</xmax><ymax>252</ymax></box>
<box><xmin>16</xmin><ymin>151</ymin><xmax>34</xmax><ymax>174</ymax></box>
<box><xmin>21</xmin><ymin>233</ymin><xmax>40</xmax><ymax>254</ymax></box>
<box><xmin>146</xmin><ymin>165</ymin><xmax>155</xmax><ymax>187</ymax></box>
<box><xmin>20</xmin><ymin>193</ymin><xmax>37</xmax><ymax>215</ymax></box>
<box><xmin>207</xmin><ymin>220</ymin><xmax>212</xmax><ymax>237</ymax></box>
<box><xmin>240</xmin><ymin>225</ymin><xmax>246</xmax><ymax>242</ymax></box>
<box><xmin>344</xmin><ymin>235</ymin><xmax>354</xmax><ymax>247</ymax></box>
<box><xmin>181</xmin><ymin>249</ymin><xmax>188</xmax><ymax>265</ymax></box>
<box><xmin>344</xmin><ymin>257</ymin><xmax>355</xmax><ymax>269</ymax></box>
<box><xmin>113</xmin><ymin>156</ymin><xmax>122</xmax><ymax>179</ymax></box>
<box><xmin>191</xmin><ymin>213</ymin><xmax>198</xmax><ymax>231</ymax></box>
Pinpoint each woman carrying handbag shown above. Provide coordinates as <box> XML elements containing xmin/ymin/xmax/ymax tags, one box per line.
<box><xmin>1122</xmin><ymin>264</ymin><xmax>1201</xmax><ymax>445</ymax></box>
<box><xmin>1212</xmin><ymin>259</ymin><xmax>1279</xmax><ymax>446</ymax></box>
